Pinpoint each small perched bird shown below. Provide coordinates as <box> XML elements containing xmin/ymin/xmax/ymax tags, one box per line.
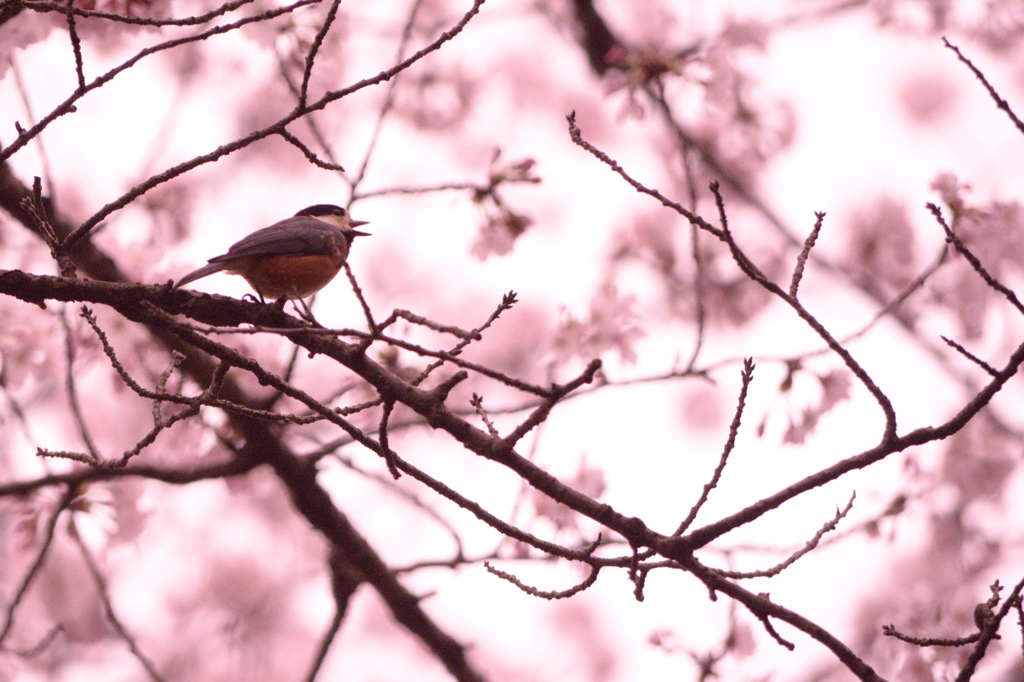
<box><xmin>175</xmin><ymin>204</ymin><xmax>369</xmax><ymax>317</ymax></box>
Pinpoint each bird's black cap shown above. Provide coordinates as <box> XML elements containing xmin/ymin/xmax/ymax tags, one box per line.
<box><xmin>296</xmin><ymin>204</ymin><xmax>347</xmax><ymax>217</ymax></box>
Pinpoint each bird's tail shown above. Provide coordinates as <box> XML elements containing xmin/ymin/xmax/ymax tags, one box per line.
<box><xmin>174</xmin><ymin>262</ymin><xmax>228</xmax><ymax>289</ymax></box>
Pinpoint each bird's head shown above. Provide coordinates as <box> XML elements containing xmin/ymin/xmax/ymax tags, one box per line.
<box><xmin>296</xmin><ymin>204</ymin><xmax>370</xmax><ymax>237</ymax></box>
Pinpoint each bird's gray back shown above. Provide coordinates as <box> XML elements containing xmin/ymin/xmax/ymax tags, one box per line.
<box><xmin>209</xmin><ymin>216</ymin><xmax>341</xmax><ymax>263</ymax></box>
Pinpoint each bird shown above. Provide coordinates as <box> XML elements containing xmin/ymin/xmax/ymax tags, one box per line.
<box><xmin>175</xmin><ymin>204</ymin><xmax>369</xmax><ymax>318</ymax></box>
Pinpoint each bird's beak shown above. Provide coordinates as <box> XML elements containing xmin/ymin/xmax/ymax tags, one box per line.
<box><xmin>350</xmin><ymin>219</ymin><xmax>369</xmax><ymax>236</ymax></box>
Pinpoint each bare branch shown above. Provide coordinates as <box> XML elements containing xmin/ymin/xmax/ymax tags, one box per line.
<box><xmin>676</xmin><ymin>337</ymin><xmax>1024</xmax><ymax>552</ymax></box>
<box><xmin>709</xmin><ymin>181</ymin><xmax>898</xmax><ymax>441</ymax></box>
<box><xmin>0</xmin><ymin>457</ymin><xmax>259</xmax><ymax>498</ymax></box>
<box><xmin>60</xmin><ymin>0</ymin><xmax>488</xmax><ymax>248</ymax></box>
<box><xmin>568</xmin><ymin>119</ymin><xmax>900</xmax><ymax>440</ymax></box>
<box><xmin>303</xmin><ymin>546</ymin><xmax>362</xmax><ymax>682</ymax></box>
<box><xmin>20</xmin><ymin>178</ymin><xmax>75</xmax><ymax>277</ymax></box>
<box><xmin>1</xmin><ymin>0</ymin><xmax>320</xmax><ymax>166</ymax></box>
<box><xmin>16</xmin><ymin>0</ymin><xmax>257</xmax><ymax>27</ymax></box>
<box><xmin>677</xmin><ymin>554</ymin><xmax>885</xmax><ymax>681</ymax></box>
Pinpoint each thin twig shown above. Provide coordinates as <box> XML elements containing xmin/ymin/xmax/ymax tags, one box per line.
<box><xmin>684</xmin><ymin>219</ymin><xmax>707</xmax><ymax>372</ymax></box>
<box><xmin>928</xmin><ymin>202</ymin><xmax>1024</xmax><ymax>316</ymax></box>
<box><xmin>372</xmin><ymin>448</ymin><xmax>596</xmax><ymax>563</ymax></box>
<box><xmin>790</xmin><ymin>212</ymin><xmax>824</xmax><ymax>298</ymax></box>
<box><xmin>3</xmin><ymin>624</ymin><xmax>63</xmax><ymax>658</ymax></box>
<box><xmin>353</xmin><ymin>181</ymin><xmax>479</xmax><ymax>200</ymax></box>
<box><xmin>61</xmin><ymin>307</ymin><xmax>101</xmax><ymax>460</ymax></box>
<box><xmin>343</xmin><ymin>261</ymin><xmax>378</xmax><ymax>335</ymax></box>
<box><xmin>502</xmin><ymin>360</ymin><xmax>602</xmax><ymax>448</ymax></box>
<box><xmin>470</xmin><ymin>394</ymin><xmax>500</xmax><ymax>437</ymax></box>
<box><xmin>646</xmin><ymin>82</ymin><xmax>705</xmax><ymax>371</ymax></box>
<box><xmin>378</xmin><ymin>399</ymin><xmax>400</xmax><ymax>479</ymax></box>
<box><xmin>299</xmin><ymin>0</ymin><xmax>343</xmax><ymax>106</ymax></box>
<box><xmin>377</xmin><ymin>332</ymin><xmax>548</xmax><ymax>396</ymax></box>
<box><xmin>10</xmin><ymin>58</ymin><xmax>57</xmax><ymax>200</ymax></box>
<box><xmin>484</xmin><ymin>562</ymin><xmax>600</xmax><ymax>599</ymax></box>
<box><xmin>64</xmin><ymin>0</ymin><xmax>86</xmax><ymax>91</ymax></box>
<box><xmin>943</xmin><ymin>38</ymin><xmax>1024</xmax><ymax>137</ymax></box>
<box><xmin>278</xmin><ymin>129</ymin><xmax>346</xmax><ymax>171</ymax></box>
<box><xmin>566</xmin><ymin>111</ymin><xmax>723</xmax><ymax>239</ymax></box>
<box><xmin>0</xmin><ymin>487</ymin><xmax>74</xmax><ymax>647</ymax></box>
<box><xmin>714</xmin><ymin>494</ymin><xmax>854</xmax><ymax>579</ymax></box>
<box><xmin>940</xmin><ymin>336</ymin><xmax>999</xmax><ymax>377</ymax></box>
<box><xmin>68</xmin><ymin>519</ymin><xmax>164</xmax><ymax>681</ymax></box>
<box><xmin>405</xmin><ymin>290</ymin><xmax>518</xmax><ymax>389</ymax></box>
<box><xmin>378</xmin><ymin>308</ymin><xmax>481</xmax><ymax>340</ymax></box>
<box><xmin>347</xmin><ymin>0</ymin><xmax>426</xmax><ymax>195</ymax></box>
<box><xmin>674</xmin><ymin>359</ymin><xmax>754</xmax><ymax>535</ymax></box>
<box><xmin>882</xmin><ymin>626</ymin><xmax>979</xmax><ymax>647</ymax></box>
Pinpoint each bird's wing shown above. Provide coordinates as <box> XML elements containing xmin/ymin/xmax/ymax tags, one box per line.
<box><xmin>209</xmin><ymin>216</ymin><xmax>337</xmax><ymax>262</ymax></box>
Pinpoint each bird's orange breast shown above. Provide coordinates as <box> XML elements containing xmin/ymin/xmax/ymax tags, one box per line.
<box><xmin>227</xmin><ymin>253</ymin><xmax>344</xmax><ymax>300</ymax></box>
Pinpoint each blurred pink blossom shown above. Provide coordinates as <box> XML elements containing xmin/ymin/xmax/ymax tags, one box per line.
<box><xmin>552</xmin><ymin>282</ymin><xmax>645</xmax><ymax>364</ymax></box>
